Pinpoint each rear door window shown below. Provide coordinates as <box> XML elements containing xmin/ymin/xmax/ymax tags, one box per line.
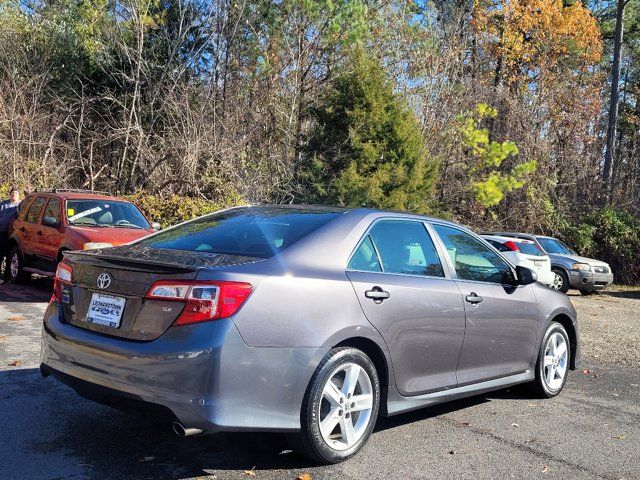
<box><xmin>25</xmin><ymin>197</ymin><xmax>46</xmax><ymax>224</ymax></box>
<box><xmin>137</xmin><ymin>207</ymin><xmax>343</xmax><ymax>258</ymax></box>
<box><xmin>348</xmin><ymin>235</ymin><xmax>382</xmax><ymax>272</ymax></box>
<box><xmin>365</xmin><ymin>220</ymin><xmax>445</xmax><ymax>277</ymax></box>
<box><xmin>434</xmin><ymin>224</ymin><xmax>514</xmax><ymax>284</ymax></box>
<box><xmin>42</xmin><ymin>199</ymin><xmax>61</xmax><ymax>226</ymax></box>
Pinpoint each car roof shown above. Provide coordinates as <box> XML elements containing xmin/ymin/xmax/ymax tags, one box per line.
<box><xmin>481</xmin><ymin>234</ymin><xmax>534</xmax><ymax>244</ymax></box>
<box><xmin>27</xmin><ymin>191</ymin><xmax>131</xmax><ymax>202</ymax></box>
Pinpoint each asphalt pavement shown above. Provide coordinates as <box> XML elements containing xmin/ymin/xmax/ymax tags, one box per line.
<box><xmin>1</xmin><ymin>279</ymin><xmax>639</xmax><ymax>480</ymax></box>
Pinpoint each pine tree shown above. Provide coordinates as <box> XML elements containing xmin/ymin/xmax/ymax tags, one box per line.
<box><xmin>302</xmin><ymin>50</ymin><xmax>438</xmax><ymax>213</ymax></box>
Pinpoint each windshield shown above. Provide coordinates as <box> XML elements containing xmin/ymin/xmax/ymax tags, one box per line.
<box><xmin>66</xmin><ymin>200</ymin><xmax>150</xmax><ymax>229</ymax></box>
<box><xmin>537</xmin><ymin>237</ymin><xmax>572</xmax><ymax>255</ymax></box>
<box><xmin>136</xmin><ymin>206</ymin><xmax>342</xmax><ymax>258</ymax></box>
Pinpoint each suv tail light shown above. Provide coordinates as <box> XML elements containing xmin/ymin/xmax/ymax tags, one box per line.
<box><xmin>146</xmin><ymin>280</ymin><xmax>252</xmax><ymax>326</ymax></box>
<box><xmin>53</xmin><ymin>262</ymin><xmax>73</xmax><ymax>302</ymax></box>
<box><xmin>503</xmin><ymin>241</ymin><xmax>520</xmax><ymax>252</ymax></box>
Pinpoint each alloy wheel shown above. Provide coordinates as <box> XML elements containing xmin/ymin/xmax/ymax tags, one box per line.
<box><xmin>318</xmin><ymin>362</ymin><xmax>374</xmax><ymax>451</ymax></box>
<box><xmin>543</xmin><ymin>332</ymin><xmax>568</xmax><ymax>391</ymax></box>
<box><xmin>10</xmin><ymin>252</ymin><xmax>19</xmax><ymax>279</ymax></box>
<box><xmin>551</xmin><ymin>273</ymin><xmax>563</xmax><ymax>291</ymax></box>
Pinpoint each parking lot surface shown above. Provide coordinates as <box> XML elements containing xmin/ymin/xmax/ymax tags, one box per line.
<box><xmin>1</xmin><ymin>279</ymin><xmax>639</xmax><ymax>480</ymax></box>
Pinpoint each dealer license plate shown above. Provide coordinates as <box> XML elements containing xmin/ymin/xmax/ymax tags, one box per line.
<box><xmin>87</xmin><ymin>293</ymin><xmax>126</xmax><ymax>328</ymax></box>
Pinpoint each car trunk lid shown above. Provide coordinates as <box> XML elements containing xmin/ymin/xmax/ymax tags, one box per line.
<box><xmin>59</xmin><ymin>246</ymin><xmax>260</xmax><ymax>340</ymax></box>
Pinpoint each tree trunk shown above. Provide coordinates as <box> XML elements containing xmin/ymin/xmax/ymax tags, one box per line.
<box><xmin>603</xmin><ymin>0</ymin><xmax>628</xmax><ymax>193</ymax></box>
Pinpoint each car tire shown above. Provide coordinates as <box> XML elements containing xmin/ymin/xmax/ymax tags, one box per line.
<box><xmin>551</xmin><ymin>268</ymin><xmax>570</xmax><ymax>294</ymax></box>
<box><xmin>530</xmin><ymin>322</ymin><xmax>571</xmax><ymax>398</ymax></box>
<box><xmin>297</xmin><ymin>347</ymin><xmax>380</xmax><ymax>464</ymax></box>
<box><xmin>7</xmin><ymin>246</ymin><xmax>30</xmax><ymax>283</ymax></box>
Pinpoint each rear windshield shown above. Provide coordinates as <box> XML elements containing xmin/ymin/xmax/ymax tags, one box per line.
<box><xmin>136</xmin><ymin>207</ymin><xmax>342</xmax><ymax>258</ymax></box>
<box><xmin>516</xmin><ymin>241</ymin><xmax>545</xmax><ymax>256</ymax></box>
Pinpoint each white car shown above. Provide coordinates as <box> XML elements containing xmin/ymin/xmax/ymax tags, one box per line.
<box><xmin>481</xmin><ymin>235</ymin><xmax>557</xmax><ymax>288</ymax></box>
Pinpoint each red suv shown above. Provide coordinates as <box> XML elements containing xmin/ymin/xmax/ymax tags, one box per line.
<box><xmin>5</xmin><ymin>190</ymin><xmax>157</xmax><ymax>282</ymax></box>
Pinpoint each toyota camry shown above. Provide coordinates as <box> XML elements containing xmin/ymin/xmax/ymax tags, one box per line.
<box><xmin>40</xmin><ymin>205</ymin><xmax>578</xmax><ymax>463</ymax></box>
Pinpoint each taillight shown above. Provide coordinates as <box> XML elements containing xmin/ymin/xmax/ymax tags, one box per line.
<box><xmin>146</xmin><ymin>280</ymin><xmax>252</xmax><ymax>326</ymax></box>
<box><xmin>53</xmin><ymin>262</ymin><xmax>73</xmax><ymax>302</ymax></box>
<box><xmin>503</xmin><ymin>241</ymin><xmax>520</xmax><ymax>252</ymax></box>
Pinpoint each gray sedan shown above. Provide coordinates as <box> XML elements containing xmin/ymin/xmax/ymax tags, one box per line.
<box><xmin>40</xmin><ymin>206</ymin><xmax>578</xmax><ymax>463</ymax></box>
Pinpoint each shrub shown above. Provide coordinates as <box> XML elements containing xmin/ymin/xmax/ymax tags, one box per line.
<box><xmin>126</xmin><ymin>192</ymin><xmax>244</xmax><ymax>227</ymax></box>
<box><xmin>557</xmin><ymin>207</ymin><xmax>640</xmax><ymax>285</ymax></box>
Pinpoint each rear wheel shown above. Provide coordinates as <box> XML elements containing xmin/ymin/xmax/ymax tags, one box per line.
<box><xmin>7</xmin><ymin>246</ymin><xmax>30</xmax><ymax>283</ymax></box>
<box><xmin>297</xmin><ymin>347</ymin><xmax>380</xmax><ymax>464</ymax></box>
<box><xmin>530</xmin><ymin>322</ymin><xmax>570</xmax><ymax>398</ymax></box>
<box><xmin>551</xmin><ymin>268</ymin><xmax>569</xmax><ymax>294</ymax></box>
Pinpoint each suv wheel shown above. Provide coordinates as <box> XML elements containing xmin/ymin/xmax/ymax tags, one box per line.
<box><xmin>530</xmin><ymin>322</ymin><xmax>570</xmax><ymax>398</ymax></box>
<box><xmin>297</xmin><ymin>347</ymin><xmax>380</xmax><ymax>464</ymax></box>
<box><xmin>551</xmin><ymin>268</ymin><xmax>569</xmax><ymax>294</ymax></box>
<box><xmin>7</xmin><ymin>246</ymin><xmax>30</xmax><ymax>283</ymax></box>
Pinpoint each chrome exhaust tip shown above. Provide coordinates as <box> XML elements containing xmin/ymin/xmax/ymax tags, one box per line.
<box><xmin>172</xmin><ymin>422</ymin><xmax>203</xmax><ymax>437</ymax></box>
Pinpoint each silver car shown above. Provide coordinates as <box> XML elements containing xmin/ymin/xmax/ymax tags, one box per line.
<box><xmin>41</xmin><ymin>206</ymin><xmax>578</xmax><ymax>464</ymax></box>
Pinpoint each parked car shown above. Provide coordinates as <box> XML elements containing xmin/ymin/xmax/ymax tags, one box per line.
<box><xmin>481</xmin><ymin>235</ymin><xmax>556</xmax><ymax>288</ymax></box>
<box><xmin>487</xmin><ymin>232</ymin><xmax>613</xmax><ymax>294</ymax></box>
<box><xmin>41</xmin><ymin>206</ymin><xmax>578</xmax><ymax>464</ymax></box>
<box><xmin>5</xmin><ymin>190</ymin><xmax>158</xmax><ymax>282</ymax></box>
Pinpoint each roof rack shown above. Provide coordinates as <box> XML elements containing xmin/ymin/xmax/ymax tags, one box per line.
<box><xmin>51</xmin><ymin>188</ymin><xmax>111</xmax><ymax>196</ymax></box>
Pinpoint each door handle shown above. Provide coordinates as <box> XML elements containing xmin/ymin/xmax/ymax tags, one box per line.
<box><xmin>465</xmin><ymin>292</ymin><xmax>483</xmax><ymax>304</ymax></box>
<box><xmin>365</xmin><ymin>287</ymin><xmax>390</xmax><ymax>303</ymax></box>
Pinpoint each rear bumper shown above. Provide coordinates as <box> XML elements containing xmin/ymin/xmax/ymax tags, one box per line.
<box><xmin>567</xmin><ymin>271</ymin><xmax>614</xmax><ymax>291</ymax></box>
<box><xmin>40</xmin><ymin>301</ymin><xmax>327</xmax><ymax>433</ymax></box>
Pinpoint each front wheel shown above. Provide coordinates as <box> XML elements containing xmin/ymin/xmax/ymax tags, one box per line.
<box><xmin>530</xmin><ymin>322</ymin><xmax>570</xmax><ymax>398</ymax></box>
<box><xmin>551</xmin><ymin>269</ymin><xmax>570</xmax><ymax>294</ymax></box>
<box><xmin>297</xmin><ymin>347</ymin><xmax>380</xmax><ymax>464</ymax></box>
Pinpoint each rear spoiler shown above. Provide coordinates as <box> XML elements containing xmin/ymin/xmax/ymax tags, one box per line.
<box><xmin>63</xmin><ymin>247</ymin><xmax>262</xmax><ymax>273</ymax></box>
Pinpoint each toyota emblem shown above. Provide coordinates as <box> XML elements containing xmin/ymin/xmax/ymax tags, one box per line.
<box><xmin>96</xmin><ymin>273</ymin><xmax>112</xmax><ymax>290</ymax></box>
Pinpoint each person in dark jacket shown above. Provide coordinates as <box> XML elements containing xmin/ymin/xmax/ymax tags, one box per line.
<box><xmin>0</xmin><ymin>186</ymin><xmax>21</xmax><ymax>269</ymax></box>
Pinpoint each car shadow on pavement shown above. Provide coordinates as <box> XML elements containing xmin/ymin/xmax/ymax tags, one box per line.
<box><xmin>0</xmin><ymin>366</ymin><xmax>545</xmax><ymax>479</ymax></box>
<box><xmin>0</xmin><ymin>277</ymin><xmax>53</xmax><ymax>303</ymax></box>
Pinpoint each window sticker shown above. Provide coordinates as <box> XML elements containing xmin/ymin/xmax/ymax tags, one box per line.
<box><xmin>68</xmin><ymin>206</ymin><xmax>103</xmax><ymax>221</ymax></box>
<box><xmin>67</xmin><ymin>208</ymin><xmax>74</xmax><ymax>216</ymax></box>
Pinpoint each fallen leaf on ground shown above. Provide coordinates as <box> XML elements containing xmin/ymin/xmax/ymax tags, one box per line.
<box><xmin>242</xmin><ymin>470</ymin><xmax>256</xmax><ymax>477</ymax></box>
<box><xmin>526</xmin><ymin>437</ymin><xmax>538</xmax><ymax>444</ymax></box>
<box><xmin>612</xmin><ymin>393</ymin><xmax>619</xmax><ymax>397</ymax></box>
<box><xmin>296</xmin><ymin>474</ymin><xmax>313</xmax><ymax>480</ymax></box>
<box><xmin>278</xmin><ymin>450</ymin><xmax>293</xmax><ymax>455</ymax></box>
<box><xmin>612</xmin><ymin>435</ymin><xmax>625</xmax><ymax>440</ymax></box>
<box><xmin>582</xmin><ymin>369</ymin><xmax>592</xmax><ymax>374</ymax></box>
<box><xmin>8</xmin><ymin>360</ymin><xmax>22</xmax><ymax>367</ymax></box>
<box><xmin>511</xmin><ymin>423</ymin><xmax>520</xmax><ymax>428</ymax></box>
<box><xmin>139</xmin><ymin>456</ymin><xmax>155</xmax><ymax>462</ymax></box>
<box><xmin>7</xmin><ymin>316</ymin><xmax>24</xmax><ymax>321</ymax></box>
<box><xmin>0</xmin><ymin>335</ymin><xmax>8</xmax><ymax>341</ymax></box>
<box><xmin>542</xmin><ymin>465</ymin><xmax>549</xmax><ymax>473</ymax></box>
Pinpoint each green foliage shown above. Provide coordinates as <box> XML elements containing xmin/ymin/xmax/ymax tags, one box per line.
<box><xmin>459</xmin><ymin>104</ymin><xmax>536</xmax><ymax>208</ymax></box>
<box><xmin>125</xmin><ymin>192</ymin><xmax>244</xmax><ymax>227</ymax></box>
<box><xmin>557</xmin><ymin>206</ymin><xmax>640</xmax><ymax>285</ymax></box>
<box><xmin>303</xmin><ymin>50</ymin><xmax>438</xmax><ymax>213</ymax></box>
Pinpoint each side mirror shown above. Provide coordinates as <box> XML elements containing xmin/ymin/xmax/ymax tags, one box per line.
<box><xmin>42</xmin><ymin>216</ymin><xmax>59</xmax><ymax>228</ymax></box>
<box><xmin>516</xmin><ymin>265</ymin><xmax>538</xmax><ymax>285</ymax></box>
<box><xmin>152</xmin><ymin>222</ymin><xmax>162</xmax><ymax>231</ymax></box>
